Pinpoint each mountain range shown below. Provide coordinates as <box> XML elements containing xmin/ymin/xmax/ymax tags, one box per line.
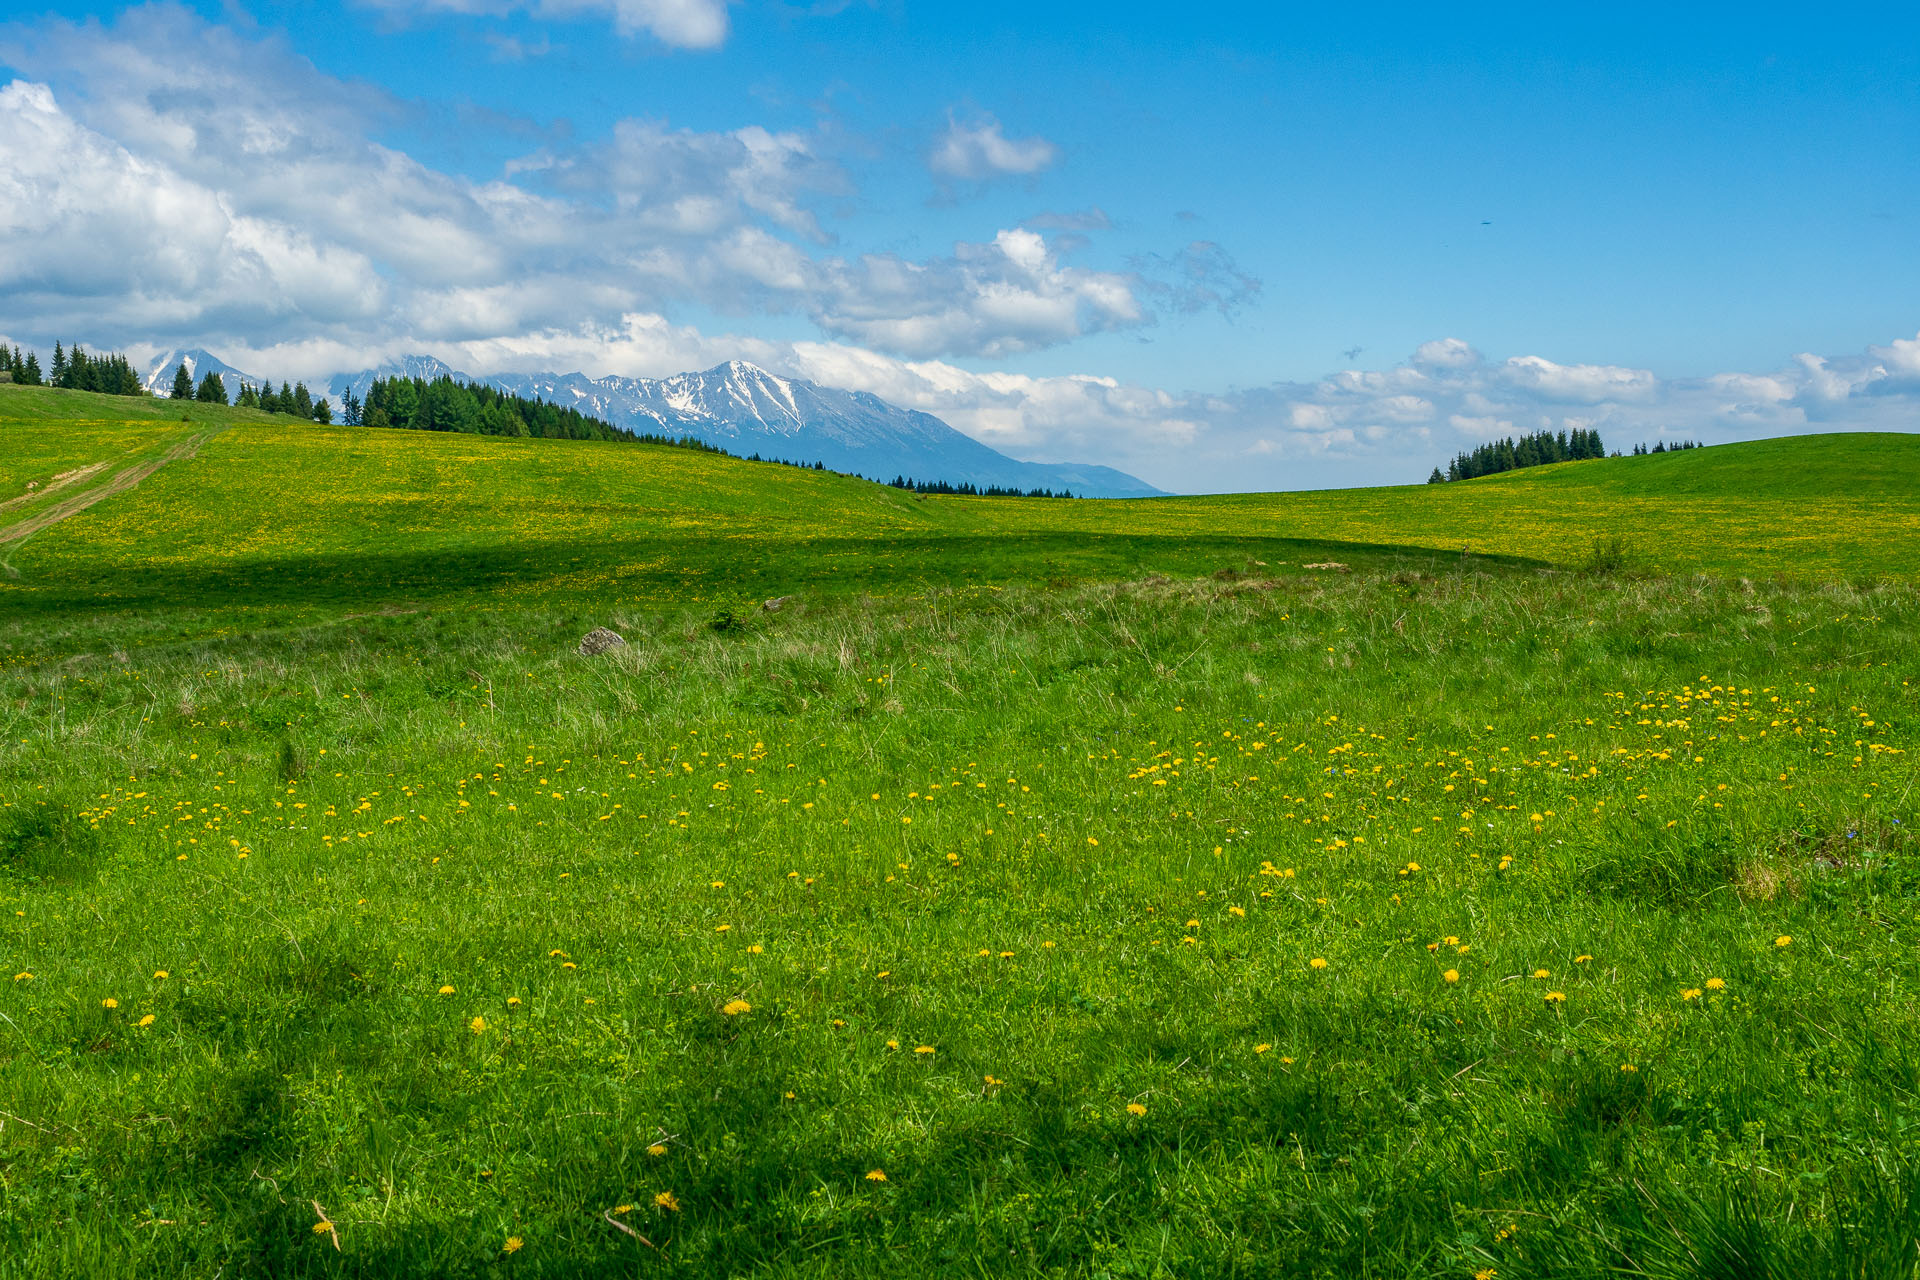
<box><xmin>140</xmin><ymin>349</ymin><xmax>1162</xmax><ymax>498</ymax></box>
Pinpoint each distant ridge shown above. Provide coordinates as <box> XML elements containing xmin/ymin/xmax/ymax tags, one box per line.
<box><xmin>139</xmin><ymin>349</ymin><xmax>265</xmax><ymax>397</ymax></box>
<box><xmin>330</xmin><ymin>357</ymin><xmax>1163</xmax><ymax>498</ymax></box>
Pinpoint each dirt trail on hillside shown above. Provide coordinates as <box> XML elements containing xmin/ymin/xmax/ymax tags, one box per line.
<box><xmin>0</xmin><ymin>459</ymin><xmax>116</xmax><ymax>515</ymax></box>
<box><xmin>0</xmin><ymin>430</ymin><xmax>215</xmax><ymax>549</ymax></box>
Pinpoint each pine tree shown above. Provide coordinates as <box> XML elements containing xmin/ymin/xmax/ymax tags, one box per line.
<box><xmin>196</xmin><ymin>371</ymin><xmax>227</xmax><ymax>404</ymax></box>
<box><xmin>312</xmin><ymin>398</ymin><xmax>333</xmax><ymax>424</ymax></box>
<box><xmin>1427</xmin><ymin>467</ymin><xmax>1445</xmax><ymax>484</ymax></box>
<box><xmin>171</xmin><ymin>363</ymin><xmax>195</xmax><ymax>399</ymax></box>
<box><xmin>23</xmin><ymin>352</ymin><xmax>41</xmax><ymax>386</ymax></box>
<box><xmin>50</xmin><ymin>343</ymin><xmax>67</xmax><ymax>386</ymax></box>
<box><xmin>292</xmin><ymin>382</ymin><xmax>314</xmax><ymax>419</ymax></box>
<box><xmin>342</xmin><ymin>390</ymin><xmax>362</xmax><ymax>426</ymax></box>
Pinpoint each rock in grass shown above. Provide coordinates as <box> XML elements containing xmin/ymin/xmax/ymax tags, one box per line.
<box><xmin>762</xmin><ymin>596</ymin><xmax>793</xmax><ymax>613</ymax></box>
<box><xmin>577</xmin><ymin>627</ymin><xmax>626</xmax><ymax>656</ymax></box>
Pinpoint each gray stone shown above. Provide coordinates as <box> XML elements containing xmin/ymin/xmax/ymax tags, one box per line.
<box><xmin>577</xmin><ymin>627</ymin><xmax>626</xmax><ymax>656</ymax></box>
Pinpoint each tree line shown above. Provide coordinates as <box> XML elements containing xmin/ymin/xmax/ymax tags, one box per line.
<box><xmin>168</xmin><ymin>363</ymin><xmax>334</xmax><ymax>421</ymax></box>
<box><xmin>1425</xmin><ymin>430</ymin><xmax>1715</xmax><ymax>482</ymax></box>
<box><xmin>1</xmin><ymin>343</ymin><xmax>144</xmax><ymax>396</ymax></box>
<box><xmin>887</xmin><ymin>475</ymin><xmax>1077</xmax><ymax>498</ymax></box>
<box><xmin>1427</xmin><ymin>428</ymin><xmax>1608</xmax><ymax>483</ymax></box>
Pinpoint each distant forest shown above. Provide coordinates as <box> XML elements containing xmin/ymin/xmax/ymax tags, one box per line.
<box><xmin>887</xmin><ymin>475</ymin><xmax>1077</xmax><ymax>499</ymax></box>
<box><xmin>2</xmin><ymin>343</ymin><xmax>143</xmax><ymax>396</ymax></box>
<box><xmin>354</xmin><ymin>373</ymin><xmax>651</xmax><ymax>444</ymax></box>
<box><xmin>1427</xmin><ymin>429</ymin><xmax>1708</xmax><ymax>483</ymax></box>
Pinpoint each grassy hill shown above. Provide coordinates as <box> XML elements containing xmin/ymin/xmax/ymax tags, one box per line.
<box><xmin>3</xmin><ymin>384</ymin><xmax>1916</xmax><ymax>641</ymax></box>
<box><xmin>3</xmin><ymin>385</ymin><xmax>1917</xmax><ymax>1277</ymax></box>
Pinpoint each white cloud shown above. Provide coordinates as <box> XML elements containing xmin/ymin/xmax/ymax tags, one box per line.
<box><xmin>356</xmin><ymin>0</ymin><xmax>730</xmax><ymax>48</ymax></box>
<box><xmin>929</xmin><ymin>112</ymin><xmax>1059</xmax><ymax>180</ymax></box>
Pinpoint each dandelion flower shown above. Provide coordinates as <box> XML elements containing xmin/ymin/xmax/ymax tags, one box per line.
<box><xmin>1309</xmin><ymin>958</ymin><xmax>1328</xmax><ymax>970</ymax></box>
<box><xmin>914</xmin><ymin>1045</ymin><xmax>934</xmax><ymax>1055</ymax></box>
<box><xmin>1228</xmin><ymin>906</ymin><xmax>1246</xmax><ymax>917</ymax></box>
<box><xmin>102</xmin><ymin>998</ymin><xmax>118</xmax><ymax>1009</ymax></box>
<box><xmin>747</xmin><ymin>944</ymin><xmax>763</xmax><ymax>954</ymax></box>
<box><xmin>1705</xmin><ymin>977</ymin><xmax>1726</xmax><ymax>990</ymax></box>
<box><xmin>138</xmin><ymin>1014</ymin><xmax>155</xmax><ymax>1027</ymax></box>
<box><xmin>865</xmin><ymin>1169</ymin><xmax>887</xmax><ymax>1182</ymax></box>
<box><xmin>647</xmin><ymin>1144</ymin><xmax>667</xmax><ymax>1157</ymax></box>
<box><xmin>503</xmin><ymin>1237</ymin><xmax>523</xmax><ymax>1254</ymax></box>
<box><xmin>886</xmin><ymin>1039</ymin><xmax>900</xmax><ymax>1049</ymax></box>
<box><xmin>1574</xmin><ymin>955</ymin><xmax>1592</xmax><ymax>964</ymax></box>
<box><xmin>1775</xmin><ymin>935</ymin><xmax>1792</xmax><ymax>948</ymax></box>
<box><xmin>1620</xmin><ymin>1063</ymin><xmax>1638</xmax><ymax>1073</ymax></box>
<box><xmin>1255</xmin><ymin>1043</ymin><xmax>1272</xmax><ymax>1054</ymax></box>
<box><xmin>507</xmin><ymin>996</ymin><xmax>522</xmax><ymax>1007</ymax></box>
<box><xmin>1443</xmin><ymin>969</ymin><xmax>1460</xmax><ymax>984</ymax></box>
<box><xmin>439</xmin><ymin>985</ymin><xmax>455</xmax><ymax>995</ymax></box>
<box><xmin>1543</xmin><ymin>991</ymin><xmax>1566</xmax><ymax>1004</ymax></box>
<box><xmin>1681</xmin><ymin>988</ymin><xmax>1702</xmax><ymax>1001</ymax></box>
<box><xmin>12</xmin><ymin>973</ymin><xmax>31</xmax><ymax>982</ymax></box>
<box><xmin>1532</xmin><ymin>969</ymin><xmax>1550</xmax><ymax>979</ymax></box>
<box><xmin>722</xmin><ymin>999</ymin><xmax>751</xmax><ymax>1016</ymax></box>
<box><xmin>153</xmin><ymin>970</ymin><xmax>169</xmax><ymax>980</ymax></box>
<box><xmin>654</xmin><ymin>1191</ymin><xmax>680</xmax><ymax>1212</ymax></box>
<box><xmin>470</xmin><ymin>1017</ymin><xmax>486</xmax><ymax>1034</ymax></box>
<box><xmin>1126</xmin><ymin>1102</ymin><xmax>1147</xmax><ymax>1116</ymax></box>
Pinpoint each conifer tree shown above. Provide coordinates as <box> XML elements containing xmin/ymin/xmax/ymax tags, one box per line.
<box><xmin>292</xmin><ymin>382</ymin><xmax>314</xmax><ymax>419</ymax></box>
<box><xmin>23</xmin><ymin>351</ymin><xmax>41</xmax><ymax>385</ymax></box>
<box><xmin>312</xmin><ymin>398</ymin><xmax>333</xmax><ymax>424</ymax></box>
<box><xmin>172</xmin><ymin>363</ymin><xmax>195</xmax><ymax>399</ymax></box>
<box><xmin>196</xmin><ymin>371</ymin><xmax>227</xmax><ymax>404</ymax></box>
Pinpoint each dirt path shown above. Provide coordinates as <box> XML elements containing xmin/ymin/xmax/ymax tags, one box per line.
<box><xmin>0</xmin><ymin>429</ymin><xmax>216</xmax><ymax>552</ymax></box>
<box><xmin>0</xmin><ymin>459</ymin><xmax>117</xmax><ymax>515</ymax></box>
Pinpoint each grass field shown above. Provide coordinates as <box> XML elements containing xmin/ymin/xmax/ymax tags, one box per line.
<box><xmin>2</xmin><ymin>387</ymin><xmax>1917</xmax><ymax>1277</ymax></box>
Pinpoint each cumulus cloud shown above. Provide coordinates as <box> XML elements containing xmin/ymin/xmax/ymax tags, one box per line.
<box><xmin>356</xmin><ymin>0</ymin><xmax>730</xmax><ymax>48</ymax></box>
<box><xmin>0</xmin><ymin>11</ymin><xmax>1180</xmax><ymax>362</ymax></box>
<box><xmin>929</xmin><ymin>112</ymin><xmax>1059</xmax><ymax>180</ymax></box>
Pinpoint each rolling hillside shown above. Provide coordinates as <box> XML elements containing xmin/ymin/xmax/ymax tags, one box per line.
<box><xmin>3</xmin><ymin>383</ymin><xmax>1916</xmax><ymax>629</ymax></box>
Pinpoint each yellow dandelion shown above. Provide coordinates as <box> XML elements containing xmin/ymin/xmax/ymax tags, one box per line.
<box><xmin>439</xmin><ymin>985</ymin><xmax>455</xmax><ymax>995</ymax></box>
<box><xmin>1681</xmin><ymin>988</ymin><xmax>1702</xmax><ymax>1001</ymax></box>
<box><xmin>865</xmin><ymin>1169</ymin><xmax>887</xmax><ymax>1182</ymax></box>
<box><xmin>1280</xmin><ymin>1056</ymin><xmax>1295</xmax><ymax>1065</ymax></box>
<box><xmin>1228</xmin><ymin>906</ymin><xmax>1246</xmax><ymax>917</ymax></box>
<box><xmin>507</xmin><ymin>996</ymin><xmax>522</xmax><ymax>1007</ymax></box>
<box><xmin>1775</xmin><ymin>935</ymin><xmax>1792</xmax><ymax>947</ymax></box>
<box><xmin>102</xmin><ymin>997</ymin><xmax>118</xmax><ymax>1009</ymax></box>
<box><xmin>1255</xmin><ymin>1043</ymin><xmax>1272</xmax><ymax>1054</ymax></box>
<box><xmin>654</xmin><ymin>1191</ymin><xmax>680</xmax><ymax>1212</ymax></box>
<box><xmin>647</xmin><ymin>1143</ymin><xmax>667</xmax><ymax>1157</ymax></box>
<box><xmin>138</xmin><ymin>1014</ymin><xmax>156</xmax><ymax>1027</ymax></box>
<box><xmin>12</xmin><ymin>973</ymin><xmax>31</xmax><ymax>982</ymax></box>
<box><xmin>1705</xmin><ymin>977</ymin><xmax>1726</xmax><ymax>990</ymax></box>
<box><xmin>1532</xmin><ymin>969</ymin><xmax>1550</xmax><ymax>979</ymax></box>
<box><xmin>714</xmin><ymin>924</ymin><xmax>731</xmax><ymax>933</ymax></box>
<box><xmin>914</xmin><ymin>1045</ymin><xmax>934</xmax><ymax>1055</ymax></box>
<box><xmin>470</xmin><ymin>1017</ymin><xmax>486</xmax><ymax>1034</ymax></box>
<box><xmin>1620</xmin><ymin>1063</ymin><xmax>1638</xmax><ymax>1073</ymax></box>
<box><xmin>722</xmin><ymin>999</ymin><xmax>751</xmax><ymax>1016</ymax></box>
<box><xmin>1309</xmin><ymin>957</ymin><xmax>1328</xmax><ymax>970</ymax></box>
<box><xmin>746</xmin><ymin>944</ymin><xmax>763</xmax><ymax>954</ymax></box>
<box><xmin>1574</xmin><ymin>955</ymin><xmax>1592</xmax><ymax>964</ymax></box>
<box><xmin>886</xmin><ymin>1039</ymin><xmax>899</xmax><ymax>1049</ymax></box>
<box><xmin>1543</xmin><ymin>991</ymin><xmax>1566</xmax><ymax>1004</ymax></box>
<box><xmin>503</xmin><ymin>1236</ymin><xmax>523</xmax><ymax>1254</ymax></box>
<box><xmin>1126</xmin><ymin>1102</ymin><xmax>1147</xmax><ymax>1116</ymax></box>
<box><xmin>153</xmin><ymin>970</ymin><xmax>169</xmax><ymax>980</ymax></box>
<box><xmin>1443</xmin><ymin>969</ymin><xmax>1460</xmax><ymax>984</ymax></box>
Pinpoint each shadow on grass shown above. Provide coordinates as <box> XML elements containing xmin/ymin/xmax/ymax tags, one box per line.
<box><xmin>6</xmin><ymin>532</ymin><xmax>1546</xmax><ymax>624</ymax></box>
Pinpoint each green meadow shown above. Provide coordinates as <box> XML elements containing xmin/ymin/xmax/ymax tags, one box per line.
<box><xmin>2</xmin><ymin>386</ymin><xmax>1917</xmax><ymax>1278</ymax></box>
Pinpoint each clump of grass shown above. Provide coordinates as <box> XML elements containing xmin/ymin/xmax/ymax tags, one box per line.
<box><xmin>1</xmin><ymin>801</ymin><xmax>104</xmax><ymax>884</ymax></box>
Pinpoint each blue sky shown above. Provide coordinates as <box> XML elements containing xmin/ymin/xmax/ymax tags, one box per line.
<box><xmin>2</xmin><ymin>0</ymin><xmax>1918</xmax><ymax>490</ymax></box>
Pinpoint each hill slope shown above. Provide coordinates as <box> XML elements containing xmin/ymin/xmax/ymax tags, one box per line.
<box><xmin>3</xmin><ymin>385</ymin><xmax>1916</xmax><ymax>627</ymax></box>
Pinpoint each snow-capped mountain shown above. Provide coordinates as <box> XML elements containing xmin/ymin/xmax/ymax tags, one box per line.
<box><xmin>330</xmin><ymin>357</ymin><xmax>1164</xmax><ymax>497</ymax></box>
<box><xmin>140</xmin><ymin>349</ymin><xmax>265</xmax><ymax>400</ymax></box>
